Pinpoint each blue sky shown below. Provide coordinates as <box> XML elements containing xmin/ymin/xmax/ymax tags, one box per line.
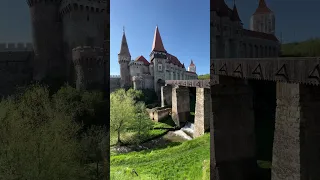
<box><xmin>1</xmin><ymin>1</ymin><xmax>320</xmax><ymax>74</ymax></box>
<box><xmin>110</xmin><ymin>0</ymin><xmax>210</xmax><ymax>75</ymax></box>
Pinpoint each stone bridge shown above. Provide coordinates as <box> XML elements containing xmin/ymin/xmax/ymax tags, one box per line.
<box><xmin>210</xmin><ymin>57</ymin><xmax>320</xmax><ymax>180</ymax></box>
<box><xmin>161</xmin><ymin>80</ymin><xmax>211</xmax><ymax>137</ymax></box>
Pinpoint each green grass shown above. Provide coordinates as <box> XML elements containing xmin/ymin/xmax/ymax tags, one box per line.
<box><xmin>110</xmin><ymin>133</ymin><xmax>210</xmax><ymax>180</ymax></box>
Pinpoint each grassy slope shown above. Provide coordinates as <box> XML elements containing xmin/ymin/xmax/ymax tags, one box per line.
<box><xmin>110</xmin><ymin>133</ymin><xmax>210</xmax><ymax>180</ymax></box>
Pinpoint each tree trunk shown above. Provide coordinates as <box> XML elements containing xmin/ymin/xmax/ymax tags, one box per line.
<box><xmin>117</xmin><ymin>128</ymin><xmax>121</xmax><ymax>145</ymax></box>
<box><xmin>96</xmin><ymin>161</ymin><xmax>99</xmax><ymax>179</ymax></box>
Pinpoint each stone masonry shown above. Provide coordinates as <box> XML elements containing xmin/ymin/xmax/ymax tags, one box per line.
<box><xmin>171</xmin><ymin>86</ymin><xmax>190</xmax><ymax>127</ymax></box>
<box><xmin>211</xmin><ymin>76</ymin><xmax>257</xmax><ymax>180</ymax></box>
<box><xmin>272</xmin><ymin>82</ymin><xmax>320</xmax><ymax>180</ymax></box>
<box><xmin>163</xmin><ymin>80</ymin><xmax>211</xmax><ymax>133</ymax></box>
<box><xmin>161</xmin><ymin>85</ymin><xmax>172</xmax><ymax>107</ymax></box>
<box><xmin>194</xmin><ymin>88</ymin><xmax>212</xmax><ymax>137</ymax></box>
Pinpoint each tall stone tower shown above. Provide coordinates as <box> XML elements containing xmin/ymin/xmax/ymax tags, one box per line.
<box><xmin>150</xmin><ymin>26</ymin><xmax>167</xmax><ymax>93</ymax></box>
<box><xmin>72</xmin><ymin>46</ymin><xmax>104</xmax><ymax>90</ymax></box>
<box><xmin>60</xmin><ymin>0</ymin><xmax>106</xmax><ymax>82</ymax></box>
<box><xmin>27</xmin><ymin>0</ymin><xmax>64</xmax><ymax>81</ymax></box>
<box><xmin>250</xmin><ymin>0</ymin><xmax>275</xmax><ymax>35</ymax></box>
<box><xmin>118</xmin><ymin>29</ymin><xmax>131</xmax><ymax>88</ymax></box>
<box><xmin>188</xmin><ymin>60</ymin><xmax>196</xmax><ymax>73</ymax></box>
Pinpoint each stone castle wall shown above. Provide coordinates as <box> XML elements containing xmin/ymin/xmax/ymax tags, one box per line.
<box><xmin>0</xmin><ymin>51</ymin><xmax>33</xmax><ymax>96</ymax></box>
<box><xmin>110</xmin><ymin>75</ymin><xmax>121</xmax><ymax>92</ymax></box>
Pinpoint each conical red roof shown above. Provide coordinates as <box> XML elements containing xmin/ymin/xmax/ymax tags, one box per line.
<box><xmin>119</xmin><ymin>31</ymin><xmax>131</xmax><ymax>56</ymax></box>
<box><xmin>151</xmin><ymin>26</ymin><xmax>167</xmax><ymax>53</ymax></box>
<box><xmin>135</xmin><ymin>55</ymin><xmax>150</xmax><ymax>65</ymax></box>
<box><xmin>253</xmin><ymin>0</ymin><xmax>272</xmax><ymax>15</ymax></box>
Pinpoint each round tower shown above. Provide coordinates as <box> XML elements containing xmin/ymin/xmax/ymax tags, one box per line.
<box><xmin>59</xmin><ymin>0</ymin><xmax>107</xmax><ymax>82</ymax></box>
<box><xmin>27</xmin><ymin>0</ymin><xmax>64</xmax><ymax>81</ymax></box>
<box><xmin>118</xmin><ymin>29</ymin><xmax>131</xmax><ymax>89</ymax></box>
<box><xmin>72</xmin><ymin>46</ymin><xmax>104</xmax><ymax>90</ymax></box>
<box><xmin>250</xmin><ymin>0</ymin><xmax>275</xmax><ymax>35</ymax></box>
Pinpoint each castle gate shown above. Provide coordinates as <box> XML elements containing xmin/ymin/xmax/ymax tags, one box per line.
<box><xmin>210</xmin><ymin>57</ymin><xmax>320</xmax><ymax>180</ymax></box>
<box><xmin>163</xmin><ymin>80</ymin><xmax>211</xmax><ymax>137</ymax></box>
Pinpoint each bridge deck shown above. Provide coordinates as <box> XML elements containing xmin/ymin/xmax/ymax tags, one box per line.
<box><xmin>165</xmin><ymin>80</ymin><xmax>210</xmax><ymax>89</ymax></box>
<box><xmin>211</xmin><ymin>57</ymin><xmax>320</xmax><ymax>85</ymax></box>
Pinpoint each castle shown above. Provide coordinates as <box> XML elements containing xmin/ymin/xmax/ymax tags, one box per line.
<box><xmin>111</xmin><ymin>26</ymin><xmax>198</xmax><ymax>94</ymax></box>
<box><xmin>0</xmin><ymin>0</ymin><xmax>108</xmax><ymax>96</ymax></box>
<box><xmin>212</xmin><ymin>0</ymin><xmax>280</xmax><ymax>59</ymax></box>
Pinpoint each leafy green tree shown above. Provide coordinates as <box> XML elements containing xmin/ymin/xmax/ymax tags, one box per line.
<box><xmin>81</xmin><ymin>125</ymin><xmax>108</xmax><ymax>179</ymax></box>
<box><xmin>0</xmin><ymin>85</ymin><xmax>89</xmax><ymax>180</ymax></box>
<box><xmin>132</xmin><ymin>102</ymin><xmax>153</xmax><ymax>141</ymax></box>
<box><xmin>110</xmin><ymin>89</ymin><xmax>136</xmax><ymax>145</ymax></box>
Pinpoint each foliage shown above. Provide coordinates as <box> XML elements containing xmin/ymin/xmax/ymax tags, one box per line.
<box><xmin>198</xmin><ymin>74</ymin><xmax>210</xmax><ymax>80</ymax></box>
<box><xmin>0</xmin><ymin>85</ymin><xmax>89</xmax><ymax>180</ymax></box>
<box><xmin>110</xmin><ymin>133</ymin><xmax>210</xmax><ymax>180</ymax></box>
<box><xmin>131</xmin><ymin>102</ymin><xmax>154</xmax><ymax>141</ymax></box>
<box><xmin>281</xmin><ymin>38</ymin><xmax>320</xmax><ymax>57</ymax></box>
<box><xmin>81</xmin><ymin>125</ymin><xmax>108</xmax><ymax>179</ymax></box>
<box><xmin>110</xmin><ymin>89</ymin><xmax>137</xmax><ymax>145</ymax></box>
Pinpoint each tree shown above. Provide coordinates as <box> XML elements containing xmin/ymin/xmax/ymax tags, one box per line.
<box><xmin>110</xmin><ymin>89</ymin><xmax>136</xmax><ymax>145</ymax></box>
<box><xmin>81</xmin><ymin>125</ymin><xmax>108</xmax><ymax>179</ymax></box>
<box><xmin>0</xmin><ymin>85</ymin><xmax>89</xmax><ymax>180</ymax></box>
<box><xmin>131</xmin><ymin>102</ymin><xmax>153</xmax><ymax>141</ymax></box>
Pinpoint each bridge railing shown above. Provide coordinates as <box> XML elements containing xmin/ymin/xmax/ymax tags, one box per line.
<box><xmin>210</xmin><ymin>57</ymin><xmax>320</xmax><ymax>85</ymax></box>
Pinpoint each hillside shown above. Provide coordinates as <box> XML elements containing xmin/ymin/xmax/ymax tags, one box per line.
<box><xmin>198</xmin><ymin>74</ymin><xmax>209</xmax><ymax>80</ymax></box>
<box><xmin>110</xmin><ymin>133</ymin><xmax>210</xmax><ymax>180</ymax></box>
<box><xmin>281</xmin><ymin>38</ymin><xmax>320</xmax><ymax>57</ymax></box>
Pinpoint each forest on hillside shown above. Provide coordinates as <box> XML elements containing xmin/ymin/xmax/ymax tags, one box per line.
<box><xmin>281</xmin><ymin>38</ymin><xmax>320</xmax><ymax>57</ymax></box>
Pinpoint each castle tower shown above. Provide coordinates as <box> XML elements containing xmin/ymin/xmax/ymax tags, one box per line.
<box><xmin>27</xmin><ymin>0</ymin><xmax>64</xmax><ymax>81</ymax></box>
<box><xmin>72</xmin><ymin>46</ymin><xmax>104</xmax><ymax>90</ymax></box>
<box><xmin>150</xmin><ymin>26</ymin><xmax>167</xmax><ymax>94</ymax></box>
<box><xmin>250</xmin><ymin>0</ymin><xmax>275</xmax><ymax>35</ymax></box>
<box><xmin>188</xmin><ymin>60</ymin><xmax>196</xmax><ymax>73</ymax></box>
<box><xmin>231</xmin><ymin>3</ymin><xmax>243</xmax><ymax>58</ymax></box>
<box><xmin>59</xmin><ymin>0</ymin><xmax>107</xmax><ymax>82</ymax></box>
<box><xmin>118</xmin><ymin>29</ymin><xmax>131</xmax><ymax>88</ymax></box>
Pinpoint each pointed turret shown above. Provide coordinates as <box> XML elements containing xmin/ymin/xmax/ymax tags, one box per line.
<box><xmin>231</xmin><ymin>4</ymin><xmax>241</xmax><ymax>22</ymax></box>
<box><xmin>253</xmin><ymin>0</ymin><xmax>272</xmax><ymax>15</ymax></box>
<box><xmin>188</xmin><ymin>60</ymin><xmax>196</xmax><ymax>73</ymax></box>
<box><xmin>190</xmin><ymin>60</ymin><xmax>195</xmax><ymax>66</ymax></box>
<box><xmin>151</xmin><ymin>26</ymin><xmax>166</xmax><ymax>53</ymax></box>
<box><xmin>119</xmin><ymin>29</ymin><xmax>131</xmax><ymax>57</ymax></box>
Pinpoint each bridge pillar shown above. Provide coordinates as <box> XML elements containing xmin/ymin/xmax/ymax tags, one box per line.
<box><xmin>194</xmin><ymin>88</ymin><xmax>212</xmax><ymax>138</ymax></box>
<box><xmin>272</xmin><ymin>82</ymin><xmax>320</xmax><ymax>180</ymax></box>
<box><xmin>161</xmin><ymin>85</ymin><xmax>172</xmax><ymax>107</ymax></box>
<box><xmin>211</xmin><ymin>76</ymin><xmax>257</xmax><ymax>180</ymax></box>
<box><xmin>171</xmin><ymin>86</ymin><xmax>190</xmax><ymax>127</ymax></box>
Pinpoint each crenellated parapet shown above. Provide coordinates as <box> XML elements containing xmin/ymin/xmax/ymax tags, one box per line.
<box><xmin>59</xmin><ymin>0</ymin><xmax>106</xmax><ymax>17</ymax></box>
<box><xmin>26</xmin><ymin>0</ymin><xmax>61</xmax><ymax>7</ymax></box>
<box><xmin>110</xmin><ymin>75</ymin><xmax>121</xmax><ymax>79</ymax></box>
<box><xmin>0</xmin><ymin>43</ymin><xmax>33</xmax><ymax>52</ymax></box>
<box><xmin>72</xmin><ymin>46</ymin><xmax>105</xmax><ymax>90</ymax></box>
<box><xmin>72</xmin><ymin>46</ymin><xmax>104</xmax><ymax>63</ymax></box>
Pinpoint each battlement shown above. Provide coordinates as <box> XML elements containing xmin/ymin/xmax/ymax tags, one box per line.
<box><xmin>60</xmin><ymin>0</ymin><xmax>107</xmax><ymax>17</ymax></box>
<box><xmin>110</xmin><ymin>75</ymin><xmax>121</xmax><ymax>78</ymax></box>
<box><xmin>27</xmin><ymin>0</ymin><xmax>61</xmax><ymax>7</ymax></box>
<box><xmin>0</xmin><ymin>43</ymin><xmax>33</xmax><ymax>52</ymax></box>
<box><xmin>72</xmin><ymin>46</ymin><xmax>104</xmax><ymax>66</ymax></box>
